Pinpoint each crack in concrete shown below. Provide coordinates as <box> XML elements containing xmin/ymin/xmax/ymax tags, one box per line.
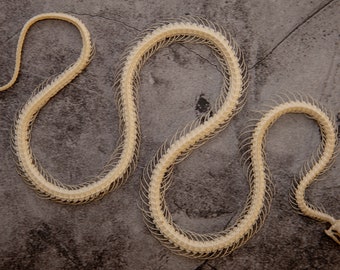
<box><xmin>207</xmin><ymin>263</ymin><xmax>218</xmax><ymax>270</ymax></box>
<box><xmin>194</xmin><ymin>260</ymin><xmax>218</xmax><ymax>270</ymax></box>
<box><xmin>67</xmin><ymin>11</ymin><xmax>141</xmax><ymax>32</ymax></box>
<box><xmin>180</xmin><ymin>44</ymin><xmax>223</xmax><ymax>76</ymax></box>
<box><xmin>250</xmin><ymin>0</ymin><xmax>336</xmax><ymax>69</ymax></box>
<box><xmin>195</xmin><ymin>259</ymin><xmax>208</xmax><ymax>270</ymax></box>
<box><xmin>70</xmin><ymin>12</ymin><xmax>223</xmax><ymax>74</ymax></box>
<box><xmin>0</xmin><ymin>54</ymin><xmax>47</xmax><ymax>82</ymax></box>
<box><xmin>0</xmin><ymin>29</ymin><xmax>21</xmax><ymax>48</ymax></box>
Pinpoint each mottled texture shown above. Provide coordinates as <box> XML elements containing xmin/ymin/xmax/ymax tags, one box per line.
<box><xmin>0</xmin><ymin>0</ymin><xmax>339</xmax><ymax>269</ymax></box>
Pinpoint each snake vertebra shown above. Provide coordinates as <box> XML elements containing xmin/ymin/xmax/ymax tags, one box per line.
<box><xmin>1</xmin><ymin>14</ymin><xmax>338</xmax><ymax>256</ymax></box>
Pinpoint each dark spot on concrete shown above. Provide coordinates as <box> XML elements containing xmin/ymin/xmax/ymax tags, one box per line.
<box><xmin>26</xmin><ymin>223</ymin><xmax>51</xmax><ymax>253</ymax></box>
<box><xmin>196</xmin><ymin>94</ymin><xmax>214</xmax><ymax>125</ymax></box>
<box><xmin>0</xmin><ymin>221</ymin><xmax>131</xmax><ymax>269</ymax></box>
<box><xmin>195</xmin><ymin>94</ymin><xmax>213</xmax><ymax>123</ymax></box>
<box><xmin>0</xmin><ymin>222</ymin><xmax>83</xmax><ymax>269</ymax></box>
<box><xmin>195</xmin><ymin>94</ymin><xmax>210</xmax><ymax>114</ymax></box>
<box><xmin>26</xmin><ymin>223</ymin><xmax>82</xmax><ymax>268</ymax></box>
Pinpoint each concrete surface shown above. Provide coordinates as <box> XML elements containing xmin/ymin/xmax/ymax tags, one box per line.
<box><xmin>0</xmin><ymin>0</ymin><xmax>339</xmax><ymax>269</ymax></box>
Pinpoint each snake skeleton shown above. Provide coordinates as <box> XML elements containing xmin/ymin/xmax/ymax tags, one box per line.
<box><xmin>0</xmin><ymin>13</ymin><xmax>339</xmax><ymax>258</ymax></box>
<box><xmin>0</xmin><ymin>13</ymin><xmax>140</xmax><ymax>204</ymax></box>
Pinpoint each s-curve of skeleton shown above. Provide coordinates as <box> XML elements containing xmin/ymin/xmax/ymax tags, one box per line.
<box><xmin>0</xmin><ymin>13</ymin><xmax>339</xmax><ymax>259</ymax></box>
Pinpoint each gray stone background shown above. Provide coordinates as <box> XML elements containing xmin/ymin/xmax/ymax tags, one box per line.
<box><xmin>0</xmin><ymin>0</ymin><xmax>339</xmax><ymax>269</ymax></box>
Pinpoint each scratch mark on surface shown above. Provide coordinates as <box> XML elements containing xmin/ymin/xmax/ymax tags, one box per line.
<box><xmin>250</xmin><ymin>0</ymin><xmax>336</xmax><ymax>69</ymax></box>
<box><xmin>180</xmin><ymin>44</ymin><xmax>223</xmax><ymax>75</ymax></box>
<box><xmin>67</xmin><ymin>12</ymin><xmax>141</xmax><ymax>32</ymax></box>
<box><xmin>194</xmin><ymin>259</ymin><xmax>208</xmax><ymax>270</ymax></box>
<box><xmin>0</xmin><ymin>29</ymin><xmax>21</xmax><ymax>48</ymax></box>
